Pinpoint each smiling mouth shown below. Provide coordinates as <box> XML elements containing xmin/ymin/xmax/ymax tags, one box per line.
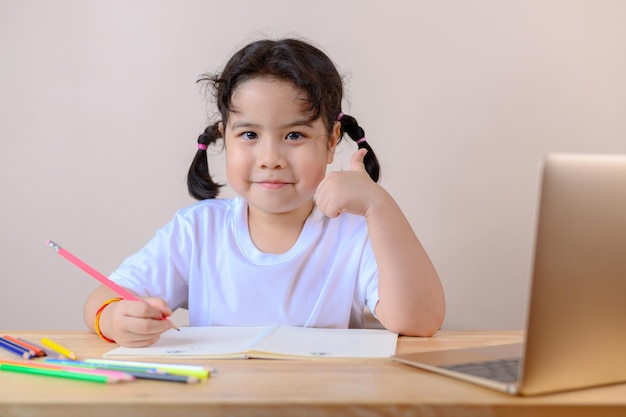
<box><xmin>254</xmin><ymin>178</ymin><xmax>292</xmax><ymax>184</ymax></box>
<box><xmin>255</xmin><ymin>181</ymin><xmax>291</xmax><ymax>189</ymax></box>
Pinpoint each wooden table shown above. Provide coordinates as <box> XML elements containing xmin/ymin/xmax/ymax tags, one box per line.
<box><xmin>1</xmin><ymin>330</ymin><xmax>625</xmax><ymax>417</ymax></box>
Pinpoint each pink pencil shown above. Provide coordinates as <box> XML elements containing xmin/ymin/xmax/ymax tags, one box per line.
<box><xmin>47</xmin><ymin>240</ymin><xmax>179</xmax><ymax>331</ymax></box>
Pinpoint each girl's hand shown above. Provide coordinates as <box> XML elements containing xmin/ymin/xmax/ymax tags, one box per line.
<box><xmin>316</xmin><ymin>149</ymin><xmax>388</xmax><ymax>218</ymax></box>
<box><xmin>99</xmin><ymin>297</ymin><xmax>174</xmax><ymax>347</ymax></box>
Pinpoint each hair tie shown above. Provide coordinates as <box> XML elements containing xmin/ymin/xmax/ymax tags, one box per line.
<box><xmin>337</xmin><ymin>112</ymin><xmax>344</xmax><ymax>121</ymax></box>
<box><xmin>356</xmin><ymin>137</ymin><xmax>367</xmax><ymax>144</ymax></box>
<box><xmin>197</xmin><ymin>144</ymin><xmax>208</xmax><ymax>150</ymax></box>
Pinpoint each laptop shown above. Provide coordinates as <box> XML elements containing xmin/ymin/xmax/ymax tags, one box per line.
<box><xmin>393</xmin><ymin>153</ymin><xmax>626</xmax><ymax>396</ymax></box>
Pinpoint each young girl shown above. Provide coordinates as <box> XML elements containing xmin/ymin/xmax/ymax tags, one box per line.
<box><xmin>84</xmin><ymin>38</ymin><xmax>445</xmax><ymax>347</ymax></box>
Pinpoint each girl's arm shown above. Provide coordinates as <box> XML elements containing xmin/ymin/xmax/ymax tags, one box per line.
<box><xmin>84</xmin><ymin>285</ymin><xmax>174</xmax><ymax>347</ymax></box>
<box><xmin>315</xmin><ymin>149</ymin><xmax>445</xmax><ymax>336</ymax></box>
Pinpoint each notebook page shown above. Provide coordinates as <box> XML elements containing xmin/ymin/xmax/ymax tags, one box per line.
<box><xmin>249</xmin><ymin>327</ymin><xmax>398</xmax><ymax>359</ymax></box>
<box><xmin>103</xmin><ymin>326</ymin><xmax>270</xmax><ymax>359</ymax></box>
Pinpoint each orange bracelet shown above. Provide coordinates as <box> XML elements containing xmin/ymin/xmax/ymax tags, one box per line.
<box><xmin>94</xmin><ymin>297</ymin><xmax>123</xmax><ymax>343</ymax></box>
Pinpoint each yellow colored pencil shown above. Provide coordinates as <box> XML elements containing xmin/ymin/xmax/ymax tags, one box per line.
<box><xmin>84</xmin><ymin>358</ymin><xmax>211</xmax><ymax>380</ymax></box>
<box><xmin>41</xmin><ymin>338</ymin><xmax>78</xmax><ymax>361</ymax></box>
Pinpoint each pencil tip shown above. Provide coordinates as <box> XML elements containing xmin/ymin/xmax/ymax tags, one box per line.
<box><xmin>168</xmin><ymin>321</ymin><xmax>181</xmax><ymax>331</ymax></box>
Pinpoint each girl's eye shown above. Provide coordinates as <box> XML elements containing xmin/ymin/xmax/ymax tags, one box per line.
<box><xmin>242</xmin><ymin>132</ymin><xmax>257</xmax><ymax>140</ymax></box>
<box><xmin>286</xmin><ymin>132</ymin><xmax>302</xmax><ymax>141</ymax></box>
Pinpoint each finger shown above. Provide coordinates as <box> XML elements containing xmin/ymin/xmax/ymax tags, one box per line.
<box><xmin>350</xmin><ymin>148</ymin><xmax>368</xmax><ymax>172</ymax></box>
<box><xmin>143</xmin><ymin>297</ymin><xmax>173</xmax><ymax>316</ymax></box>
<box><xmin>125</xmin><ymin>298</ymin><xmax>171</xmax><ymax>321</ymax></box>
<box><xmin>124</xmin><ymin>313</ymin><xmax>172</xmax><ymax>336</ymax></box>
<box><xmin>119</xmin><ymin>317</ymin><xmax>170</xmax><ymax>347</ymax></box>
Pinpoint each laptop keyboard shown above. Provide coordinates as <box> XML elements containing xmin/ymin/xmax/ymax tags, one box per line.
<box><xmin>442</xmin><ymin>358</ymin><xmax>521</xmax><ymax>383</ymax></box>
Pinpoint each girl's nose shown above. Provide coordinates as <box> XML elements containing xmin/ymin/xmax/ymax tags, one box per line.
<box><xmin>257</xmin><ymin>139</ymin><xmax>286</xmax><ymax>169</ymax></box>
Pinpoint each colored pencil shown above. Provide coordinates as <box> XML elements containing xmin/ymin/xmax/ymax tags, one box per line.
<box><xmin>0</xmin><ymin>360</ymin><xmax>134</xmax><ymax>381</ymax></box>
<box><xmin>0</xmin><ymin>336</ymin><xmax>36</xmax><ymax>357</ymax></box>
<box><xmin>44</xmin><ymin>359</ymin><xmax>201</xmax><ymax>383</ymax></box>
<box><xmin>16</xmin><ymin>338</ymin><xmax>57</xmax><ymax>357</ymax></box>
<box><xmin>46</xmin><ymin>240</ymin><xmax>179</xmax><ymax>331</ymax></box>
<box><xmin>0</xmin><ymin>338</ymin><xmax>34</xmax><ymax>359</ymax></box>
<box><xmin>41</xmin><ymin>337</ymin><xmax>78</xmax><ymax>361</ymax></box>
<box><xmin>45</xmin><ymin>359</ymin><xmax>164</xmax><ymax>374</ymax></box>
<box><xmin>0</xmin><ymin>363</ymin><xmax>120</xmax><ymax>384</ymax></box>
<box><xmin>84</xmin><ymin>358</ymin><xmax>211</xmax><ymax>379</ymax></box>
<box><xmin>126</xmin><ymin>371</ymin><xmax>199</xmax><ymax>383</ymax></box>
<box><xmin>2</xmin><ymin>335</ymin><xmax>45</xmax><ymax>357</ymax></box>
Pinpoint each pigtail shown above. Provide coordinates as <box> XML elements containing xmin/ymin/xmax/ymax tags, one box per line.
<box><xmin>187</xmin><ymin>122</ymin><xmax>224</xmax><ymax>200</ymax></box>
<box><xmin>338</xmin><ymin>114</ymin><xmax>381</xmax><ymax>182</ymax></box>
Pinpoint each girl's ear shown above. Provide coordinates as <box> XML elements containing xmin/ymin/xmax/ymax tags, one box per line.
<box><xmin>218</xmin><ymin>122</ymin><xmax>224</xmax><ymax>136</ymax></box>
<box><xmin>326</xmin><ymin>121</ymin><xmax>341</xmax><ymax>164</ymax></box>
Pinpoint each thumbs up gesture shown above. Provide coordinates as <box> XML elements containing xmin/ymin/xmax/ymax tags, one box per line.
<box><xmin>315</xmin><ymin>149</ymin><xmax>383</xmax><ymax>218</ymax></box>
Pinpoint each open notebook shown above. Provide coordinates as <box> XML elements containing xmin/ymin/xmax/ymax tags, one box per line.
<box><xmin>393</xmin><ymin>153</ymin><xmax>626</xmax><ymax>395</ymax></box>
<box><xmin>104</xmin><ymin>325</ymin><xmax>398</xmax><ymax>360</ymax></box>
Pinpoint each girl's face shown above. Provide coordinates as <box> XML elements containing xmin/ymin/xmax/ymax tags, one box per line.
<box><xmin>224</xmin><ymin>76</ymin><xmax>339</xmax><ymax>217</ymax></box>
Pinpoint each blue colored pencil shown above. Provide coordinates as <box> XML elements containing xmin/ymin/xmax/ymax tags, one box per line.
<box><xmin>44</xmin><ymin>359</ymin><xmax>163</xmax><ymax>374</ymax></box>
<box><xmin>1</xmin><ymin>335</ymin><xmax>38</xmax><ymax>357</ymax></box>
<box><xmin>0</xmin><ymin>337</ymin><xmax>34</xmax><ymax>359</ymax></box>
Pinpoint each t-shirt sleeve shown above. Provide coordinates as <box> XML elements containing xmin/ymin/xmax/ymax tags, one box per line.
<box><xmin>108</xmin><ymin>213</ymin><xmax>191</xmax><ymax>310</ymax></box>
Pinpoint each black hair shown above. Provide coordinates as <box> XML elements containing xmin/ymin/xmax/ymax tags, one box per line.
<box><xmin>187</xmin><ymin>38</ymin><xmax>380</xmax><ymax>200</ymax></box>
<box><xmin>337</xmin><ymin>113</ymin><xmax>380</xmax><ymax>183</ymax></box>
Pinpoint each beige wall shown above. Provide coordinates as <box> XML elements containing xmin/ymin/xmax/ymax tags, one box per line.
<box><xmin>1</xmin><ymin>0</ymin><xmax>625</xmax><ymax>330</ymax></box>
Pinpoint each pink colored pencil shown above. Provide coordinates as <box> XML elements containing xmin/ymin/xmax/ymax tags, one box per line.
<box><xmin>46</xmin><ymin>240</ymin><xmax>179</xmax><ymax>331</ymax></box>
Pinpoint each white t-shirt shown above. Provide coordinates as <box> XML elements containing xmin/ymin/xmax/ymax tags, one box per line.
<box><xmin>109</xmin><ymin>197</ymin><xmax>379</xmax><ymax>328</ymax></box>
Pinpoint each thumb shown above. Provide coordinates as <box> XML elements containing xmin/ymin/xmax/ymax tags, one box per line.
<box><xmin>350</xmin><ymin>148</ymin><xmax>368</xmax><ymax>172</ymax></box>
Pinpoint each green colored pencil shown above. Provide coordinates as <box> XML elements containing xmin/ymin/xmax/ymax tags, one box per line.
<box><xmin>0</xmin><ymin>363</ymin><xmax>118</xmax><ymax>384</ymax></box>
<box><xmin>44</xmin><ymin>360</ymin><xmax>200</xmax><ymax>383</ymax></box>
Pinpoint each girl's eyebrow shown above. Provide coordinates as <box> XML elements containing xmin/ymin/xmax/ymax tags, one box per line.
<box><xmin>230</xmin><ymin>119</ymin><xmax>315</xmax><ymax>130</ymax></box>
<box><xmin>230</xmin><ymin>121</ymin><xmax>259</xmax><ymax>130</ymax></box>
<box><xmin>283</xmin><ymin>119</ymin><xmax>315</xmax><ymax>129</ymax></box>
